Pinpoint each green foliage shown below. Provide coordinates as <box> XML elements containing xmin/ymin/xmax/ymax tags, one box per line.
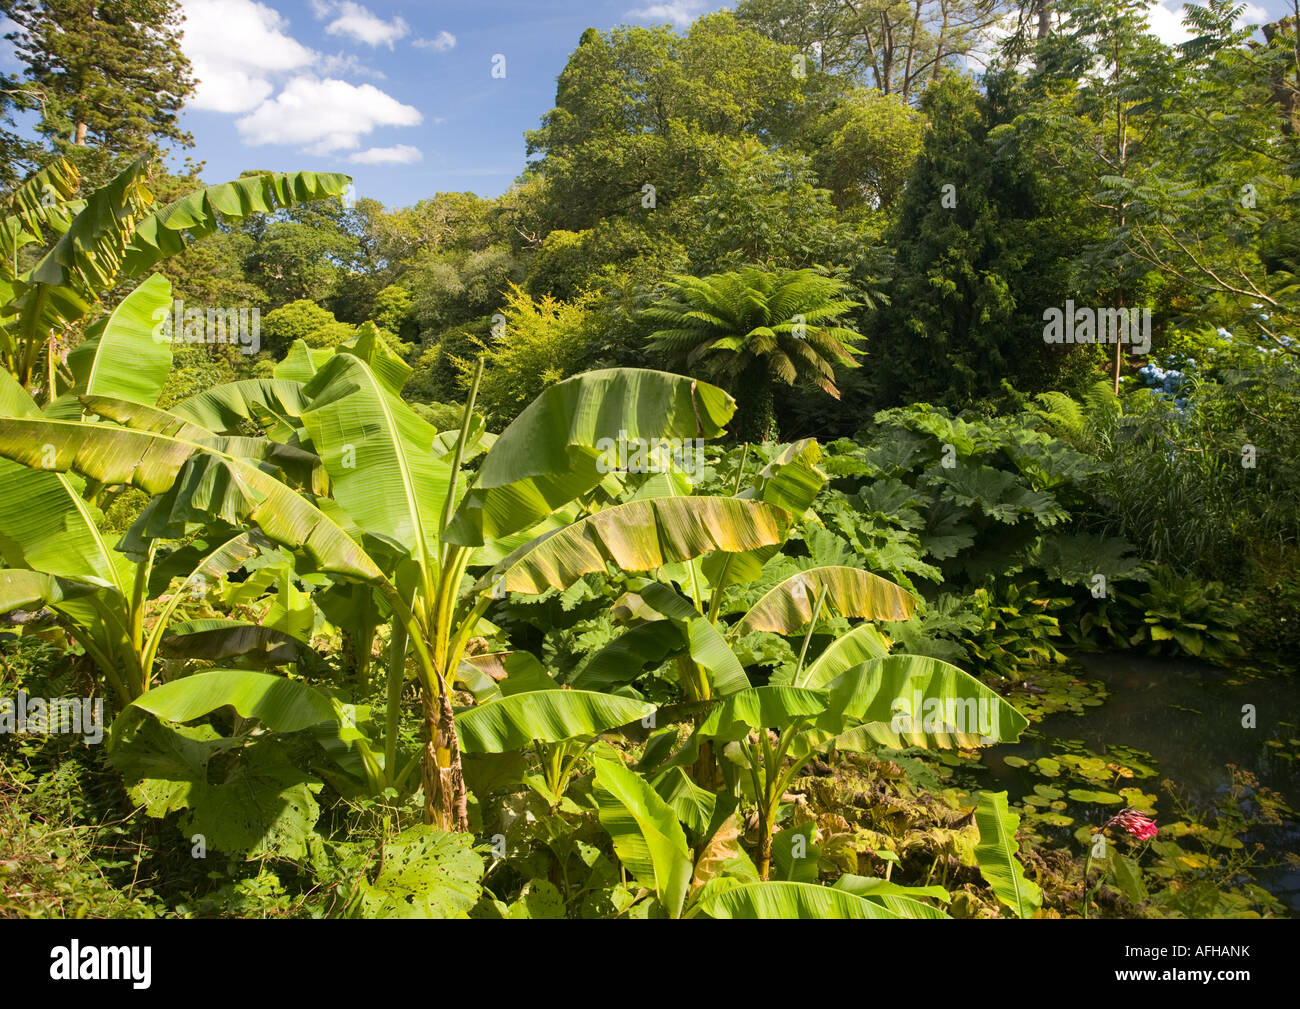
<box><xmin>458</xmin><ymin>285</ymin><xmax>599</xmax><ymax>426</ymax></box>
<box><xmin>260</xmin><ymin>300</ymin><xmax>349</xmax><ymax>359</ymax></box>
<box><xmin>3</xmin><ymin>0</ymin><xmax>195</xmax><ymax>162</ymax></box>
<box><xmin>644</xmin><ymin>267</ymin><xmax>864</xmax><ymax>440</ymax></box>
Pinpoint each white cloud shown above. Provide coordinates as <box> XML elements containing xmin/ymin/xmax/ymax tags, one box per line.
<box><xmin>317</xmin><ymin>51</ymin><xmax>386</xmax><ymax>79</ymax></box>
<box><xmin>1144</xmin><ymin>2</ymin><xmax>1193</xmax><ymax>44</ymax></box>
<box><xmin>413</xmin><ymin>30</ymin><xmax>456</xmax><ymax>52</ymax></box>
<box><xmin>1144</xmin><ymin>2</ymin><xmax>1271</xmax><ymax>46</ymax></box>
<box><xmin>349</xmin><ymin>144</ymin><xmax>423</xmax><ymax>164</ymax></box>
<box><xmin>236</xmin><ymin>77</ymin><xmax>421</xmax><ymax>154</ymax></box>
<box><xmin>314</xmin><ymin>1</ymin><xmax>409</xmax><ymax>48</ymax></box>
<box><xmin>179</xmin><ymin>0</ymin><xmax>315</xmax><ymax>113</ymax></box>
<box><xmin>628</xmin><ymin>2</ymin><xmax>708</xmax><ymax>28</ymax></box>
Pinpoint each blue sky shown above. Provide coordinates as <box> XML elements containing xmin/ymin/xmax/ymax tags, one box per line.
<box><xmin>0</xmin><ymin>0</ymin><xmax>1286</xmax><ymax>210</ymax></box>
<box><xmin>170</xmin><ymin>0</ymin><xmax>732</xmax><ymax>208</ymax></box>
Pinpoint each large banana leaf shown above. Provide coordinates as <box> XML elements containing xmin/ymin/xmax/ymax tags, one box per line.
<box><xmin>0</xmin><ymin>157</ymin><xmax>80</xmax><ymax>284</ymax></box>
<box><xmin>0</xmin><ymin>157</ymin><xmax>79</xmax><ymax>244</ymax></box>
<box><xmin>299</xmin><ymin>353</ymin><xmax>451</xmax><ymax>560</ymax></box>
<box><xmin>830</xmin><ymin>875</ymin><xmax>952</xmax><ymax>918</ymax></box>
<box><xmin>338</xmin><ymin>322</ymin><xmax>411</xmax><ymax>395</ymax></box>
<box><xmin>51</xmin><ymin>272</ymin><xmax>173</xmax><ymax>413</ymax></box>
<box><xmin>0</xmin><ymin>569</ymin><xmax>108</xmax><ymax>613</ymax></box>
<box><xmin>445</xmin><ymin>369</ymin><xmax>736</xmax><ymax>546</ymax></box>
<box><xmin>592</xmin><ymin>757</ymin><xmax>693</xmax><ymax>919</ymax></box>
<box><xmin>274</xmin><ymin>340</ymin><xmax>332</xmax><ymax>383</ymax></box>
<box><xmin>795</xmin><ymin>623</ymin><xmax>892</xmax><ymax>689</ymax></box>
<box><xmin>569</xmin><ymin>620</ymin><xmax>686</xmax><ymax>692</ymax></box>
<box><xmin>0</xmin><ymin>409</ymin><xmax>385</xmax><ymax>584</ymax></box>
<box><xmin>455</xmin><ymin>690</ymin><xmax>653</xmax><ymax>753</ymax></box>
<box><xmin>699</xmin><ymin>881</ymin><xmax>901</xmax><ymax>919</ymax></box>
<box><xmin>0</xmin><ymin>373</ymin><xmax>130</xmax><ymax>593</ymax></box>
<box><xmin>734</xmin><ymin>566</ymin><xmax>917</xmax><ymax>637</ymax></box>
<box><xmin>84</xmin><ymin>395</ymin><xmax>325</xmax><ymax>495</ymax></box>
<box><xmin>611</xmin><ymin>582</ymin><xmax>751</xmax><ymax>695</ymax></box>
<box><xmin>697</xmin><ymin>686</ymin><xmax>827</xmax><ymax>740</ymax></box>
<box><xmin>668</xmin><ymin>685</ymin><xmax>829</xmax><ymax>771</ymax></box>
<box><xmin>120</xmin><ymin>170</ymin><xmax>352</xmax><ymax>277</ymax></box>
<box><xmin>701</xmin><ymin>439</ymin><xmax>826</xmax><ymax>591</ymax></box>
<box><xmin>170</xmin><ymin>379</ymin><xmax>310</xmax><ymax>434</ymax></box>
<box><xmin>821</xmin><ymin>655</ymin><xmax>1029</xmax><ymax>750</ymax></box>
<box><xmin>3</xmin><ymin>159</ymin><xmax>153</xmax><ymax>354</ymax></box>
<box><xmin>116</xmin><ymin>668</ymin><xmax>338</xmax><ymax>734</ymax></box>
<box><xmin>158</xmin><ymin>620</ymin><xmax>316</xmax><ymax>668</ymax></box>
<box><xmin>974</xmin><ymin>791</ymin><xmax>1043</xmax><ymax>919</ymax></box>
<box><xmin>478</xmin><ymin>497</ymin><xmax>790</xmax><ymax>597</ymax></box>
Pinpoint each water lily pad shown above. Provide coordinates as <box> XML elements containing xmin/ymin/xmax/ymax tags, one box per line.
<box><xmin>1117</xmin><ymin>787</ymin><xmax>1158</xmax><ymax>813</ymax></box>
<box><xmin>1035</xmin><ymin>757</ymin><xmax>1062</xmax><ymax>777</ymax></box>
<box><xmin>1067</xmin><ymin>789</ymin><xmax>1124</xmax><ymax>804</ymax></box>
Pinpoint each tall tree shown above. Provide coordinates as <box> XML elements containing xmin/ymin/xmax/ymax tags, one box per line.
<box><xmin>867</xmin><ymin>72</ymin><xmax>1101</xmax><ymax>409</ymax></box>
<box><xmin>2</xmin><ymin>0</ymin><xmax>195</xmax><ymax>156</ymax></box>
<box><xmin>524</xmin><ymin>14</ymin><xmax>807</xmax><ymax>233</ymax></box>
<box><xmin>736</xmin><ymin>0</ymin><xmax>1010</xmax><ymax>103</ymax></box>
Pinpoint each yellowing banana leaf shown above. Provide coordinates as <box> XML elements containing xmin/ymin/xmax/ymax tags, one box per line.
<box><xmin>700</xmin><ymin>881</ymin><xmax>901</xmax><ymax>919</ymax></box>
<box><xmin>734</xmin><ymin>565</ymin><xmax>917</xmax><ymax>637</ymax></box>
<box><xmin>455</xmin><ymin>689</ymin><xmax>653</xmax><ymax>753</ymax></box>
<box><xmin>478</xmin><ymin>496</ymin><xmax>790</xmax><ymax>597</ymax></box>
<box><xmin>593</xmin><ymin>756</ymin><xmax>693</xmax><ymax>919</ymax></box>
<box><xmin>445</xmin><ymin>369</ymin><xmax>735</xmax><ymax>546</ymax></box>
<box><xmin>0</xmin><ymin>411</ymin><xmax>385</xmax><ymax>585</ymax></box>
<box><xmin>701</xmin><ymin>439</ymin><xmax>826</xmax><ymax>592</ymax></box>
<box><xmin>84</xmin><ymin>395</ymin><xmax>324</xmax><ymax>495</ymax></box>
<box><xmin>974</xmin><ymin>791</ymin><xmax>1043</xmax><ymax>919</ymax></box>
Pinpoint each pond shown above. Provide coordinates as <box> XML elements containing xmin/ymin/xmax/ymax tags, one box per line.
<box><xmin>977</xmin><ymin>652</ymin><xmax>1300</xmax><ymax>915</ymax></box>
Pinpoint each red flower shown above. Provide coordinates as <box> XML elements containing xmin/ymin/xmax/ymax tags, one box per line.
<box><xmin>1107</xmin><ymin>808</ymin><xmax>1158</xmax><ymax>841</ymax></box>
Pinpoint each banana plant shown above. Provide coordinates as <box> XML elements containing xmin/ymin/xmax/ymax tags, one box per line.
<box><xmin>563</xmin><ymin>445</ymin><xmax>1030</xmax><ymax>880</ymax></box>
<box><xmin>0</xmin><ymin>325</ymin><xmax>789</xmax><ymax>832</ymax></box>
<box><xmin>0</xmin><ymin>156</ymin><xmax>351</xmax><ymax>393</ymax></box>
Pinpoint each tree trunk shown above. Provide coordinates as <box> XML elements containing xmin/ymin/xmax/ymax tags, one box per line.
<box><xmin>74</xmin><ymin>121</ymin><xmax>87</xmax><ymax>146</ymax></box>
<box><xmin>730</xmin><ymin>360</ymin><xmax>775</xmax><ymax>443</ymax></box>
<box><xmin>421</xmin><ymin>683</ymin><xmax>468</xmax><ymax>831</ymax></box>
